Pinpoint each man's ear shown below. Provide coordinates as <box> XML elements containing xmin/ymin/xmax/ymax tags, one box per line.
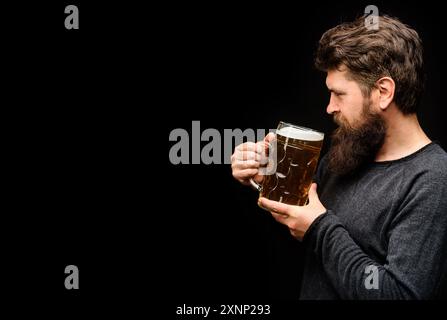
<box><xmin>376</xmin><ymin>77</ymin><xmax>395</xmax><ymax>110</ymax></box>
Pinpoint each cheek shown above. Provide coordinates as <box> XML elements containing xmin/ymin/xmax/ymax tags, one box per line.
<box><xmin>337</xmin><ymin>97</ymin><xmax>364</xmax><ymax>126</ymax></box>
<box><xmin>346</xmin><ymin>96</ymin><xmax>365</xmax><ymax>117</ymax></box>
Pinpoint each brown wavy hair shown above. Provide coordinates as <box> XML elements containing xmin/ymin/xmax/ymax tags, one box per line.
<box><xmin>315</xmin><ymin>15</ymin><xmax>425</xmax><ymax>114</ymax></box>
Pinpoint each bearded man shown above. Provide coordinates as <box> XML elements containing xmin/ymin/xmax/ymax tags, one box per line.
<box><xmin>231</xmin><ymin>15</ymin><xmax>447</xmax><ymax>299</ymax></box>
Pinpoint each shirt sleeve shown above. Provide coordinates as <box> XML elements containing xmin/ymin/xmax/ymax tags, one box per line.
<box><xmin>303</xmin><ymin>168</ymin><xmax>447</xmax><ymax>299</ymax></box>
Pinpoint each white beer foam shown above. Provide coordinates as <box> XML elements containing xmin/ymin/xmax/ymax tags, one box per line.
<box><xmin>277</xmin><ymin>126</ymin><xmax>323</xmax><ymax>141</ymax></box>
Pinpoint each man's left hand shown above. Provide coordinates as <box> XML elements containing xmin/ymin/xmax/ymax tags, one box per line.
<box><xmin>258</xmin><ymin>183</ymin><xmax>327</xmax><ymax>241</ymax></box>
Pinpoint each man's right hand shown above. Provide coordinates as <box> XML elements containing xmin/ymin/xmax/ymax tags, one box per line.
<box><xmin>231</xmin><ymin>133</ymin><xmax>275</xmax><ymax>186</ymax></box>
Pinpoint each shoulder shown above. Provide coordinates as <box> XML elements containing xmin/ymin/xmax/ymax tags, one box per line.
<box><xmin>397</xmin><ymin>143</ymin><xmax>447</xmax><ymax>205</ymax></box>
<box><xmin>405</xmin><ymin>143</ymin><xmax>447</xmax><ymax>179</ymax></box>
<box><xmin>392</xmin><ymin>144</ymin><xmax>447</xmax><ymax>222</ymax></box>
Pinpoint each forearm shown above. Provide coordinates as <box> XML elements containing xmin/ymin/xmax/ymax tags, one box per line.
<box><xmin>303</xmin><ymin>212</ymin><xmax>422</xmax><ymax>299</ymax></box>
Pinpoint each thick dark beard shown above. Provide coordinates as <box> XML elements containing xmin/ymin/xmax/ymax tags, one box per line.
<box><xmin>327</xmin><ymin>101</ymin><xmax>387</xmax><ymax>177</ymax></box>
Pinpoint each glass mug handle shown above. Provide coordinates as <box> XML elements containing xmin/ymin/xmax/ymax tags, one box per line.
<box><xmin>249</xmin><ymin>178</ymin><xmax>262</xmax><ymax>192</ymax></box>
<box><xmin>249</xmin><ymin>138</ymin><xmax>277</xmax><ymax>192</ymax></box>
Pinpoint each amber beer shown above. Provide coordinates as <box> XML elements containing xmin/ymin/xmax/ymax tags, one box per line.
<box><xmin>258</xmin><ymin>122</ymin><xmax>324</xmax><ymax>206</ymax></box>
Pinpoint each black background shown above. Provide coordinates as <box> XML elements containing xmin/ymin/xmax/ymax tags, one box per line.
<box><xmin>8</xmin><ymin>0</ymin><xmax>446</xmax><ymax>316</ymax></box>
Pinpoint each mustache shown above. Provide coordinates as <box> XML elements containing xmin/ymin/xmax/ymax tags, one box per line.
<box><xmin>333</xmin><ymin>114</ymin><xmax>341</xmax><ymax>125</ymax></box>
<box><xmin>333</xmin><ymin>113</ymin><xmax>347</xmax><ymax>127</ymax></box>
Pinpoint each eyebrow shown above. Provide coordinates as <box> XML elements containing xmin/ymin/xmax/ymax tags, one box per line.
<box><xmin>327</xmin><ymin>87</ymin><xmax>346</xmax><ymax>95</ymax></box>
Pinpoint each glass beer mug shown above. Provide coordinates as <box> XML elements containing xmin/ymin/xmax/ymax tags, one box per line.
<box><xmin>250</xmin><ymin>121</ymin><xmax>324</xmax><ymax>206</ymax></box>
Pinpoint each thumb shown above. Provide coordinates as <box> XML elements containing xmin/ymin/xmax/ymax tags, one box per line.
<box><xmin>264</xmin><ymin>132</ymin><xmax>276</xmax><ymax>143</ymax></box>
<box><xmin>257</xmin><ymin>133</ymin><xmax>276</xmax><ymax>164</ymax></box>
<box><xmin>308</xmin><ymin>183</ymin><xmax>319</xmax><ymax>203</ymax></box>
<box><xmin>262</xmin><ymin>132</ymin><xmax>276</xmax><ymax>156</ymax></box>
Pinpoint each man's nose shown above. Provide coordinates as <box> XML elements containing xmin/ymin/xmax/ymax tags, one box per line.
<box><xmin>326</xmin><ymin>97</ymin><xmax>339</xmax><ymax>114</ymax></box>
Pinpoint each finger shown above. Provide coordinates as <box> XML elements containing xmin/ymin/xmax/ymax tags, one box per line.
<box><xmin>264</xmin><ymin>132</ymin><xmax>276</xmax><ymax>143</ymax></box>
<box><xmin>258</xmin><ymin>197</ymin><xmax>292</xmax><ymax>216</ymax></box>
<box><xmin>234</xmin><ymin>168</ymin><xmax>258</xmax><ymax>179</ymax></box>
<box><xmin>234</xmin><ymin>151</ymin><xmax>262</xmax><ymax>161</ymax></box>
<box><xmin>260</xmin><ymin>133</ymin><xmax>276</xmax><ymax>161</ymax></box>
<box><xmin>255</xmin><ymin>141</ymin><xmax>271</xmax><ymax>164</ymax></box>
<box><xmin>308</xmin><ymin>183</ymin><xmax>319</xmax><ymax>203</ymax></box>
<box><xmin>258</xmin><ymin>152</ymin><xmax>270</xmax><ymax>165</ymax></box>
<box><xmin>233</xmin><ymin>160</ymin><xmax>261</xmax><ymax>170</ymax></box>
<box><xmin>255</xmin><ymin>140</ymin><xmax>268</xmax><ymax>154</ymax></box>
<box><xmin>271</xmin><ymin>211</ymin><xmax>289</xmax><ymax>224</ymax></box>
<box><xmin>252</xmin><ymin>173</ymin><xmax>264</xmax><ymax>184</ymax></box>
<box><xmin>236</xmin><ymin>142</ymin><xmax>263</xmax><ymax>153</ymax></box>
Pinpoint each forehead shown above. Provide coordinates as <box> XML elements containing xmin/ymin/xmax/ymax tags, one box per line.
<box><xmin>325</xmin><ymin>67</ymin><xmax>357</xmax><ymax>90</ymax></box>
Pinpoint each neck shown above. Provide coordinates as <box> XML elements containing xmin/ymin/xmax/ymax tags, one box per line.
<box><xmin>375</xmin><ymin>108</ymin><xmax>431</xmax><ymax>162</ymax></box>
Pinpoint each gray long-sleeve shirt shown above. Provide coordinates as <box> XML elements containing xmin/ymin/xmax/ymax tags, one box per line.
<box><xmin>300</xmin><ymin>142</ymin><xmax>447</xmax><ymax>299</ymax></box>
